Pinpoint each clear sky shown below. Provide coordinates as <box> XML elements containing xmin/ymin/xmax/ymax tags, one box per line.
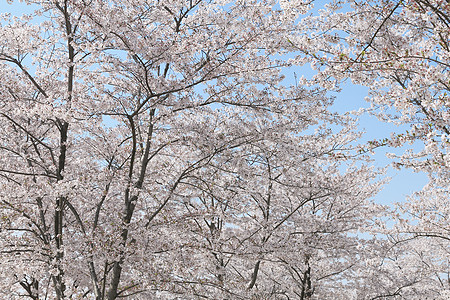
<box><xmin>0</xmin><ymin>0</ymin><xmax>428</xmax><ymax>206</ymax></box>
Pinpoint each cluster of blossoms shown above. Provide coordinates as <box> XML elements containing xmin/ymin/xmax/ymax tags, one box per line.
<box><xmin>0</xmin><ymin>0</ymin><xmax>448</xmax><ymax>299</ymax></box>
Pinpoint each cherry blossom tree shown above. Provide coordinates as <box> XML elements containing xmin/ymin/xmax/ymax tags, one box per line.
<box><xmin>292</xmin><ymin>0</ymin><xmax>450</xmax><ymax>297</ymax></box>
<box><xmin>0</xmin><ymin>0</ymin><xmax>387</xmax><ymax>299</ymax></box>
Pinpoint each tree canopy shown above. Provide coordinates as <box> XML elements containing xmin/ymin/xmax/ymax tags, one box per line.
<box><xmin>0</xmin><ymin>0</ymin><xmax>448</xmax><ymax>299</ymax></box>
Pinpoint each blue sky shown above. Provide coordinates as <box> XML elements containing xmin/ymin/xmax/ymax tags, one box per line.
<box><xmin>333</xmin><ymin>82</ymin><xmax>428</xmax><ymax>205</ymax></box>
<box><xmin>284</xmin><ymin>61</ymin><xmax>428</xmax><ymax>205</ymax></box>
<box><xmin>0</xmin><ymin>0</ymin><xmax>428</xmax><ymax>206</ymax></box>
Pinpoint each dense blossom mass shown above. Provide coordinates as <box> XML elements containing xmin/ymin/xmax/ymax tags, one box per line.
<box><xmin>0</xmin><ymin>0</ymin><xmax>448</xmax><ymax>299</ymax></box>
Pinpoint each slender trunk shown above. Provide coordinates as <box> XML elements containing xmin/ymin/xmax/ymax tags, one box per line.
<box><xmin>247</xmin><ymin>260</ymin><xmax>261</xmax><ymax>290</ymax></box>
<box><xmin>54</xmin><ymin>120</ymin><xmax>68</xmax><ymax>299</ymax></box>
<box><xmin>106</xmin><ymin>193</ymin><xmax>136</xmax><ymax>300</ymax></box>
<box><xmin>52</xmin><ymin>0</ymin><xmax>74</xmax><ymax>296</ymax></box>
<box><xmin>248</xmin><ymin>157</ymin><xmax>272</xmax><ymax>291</ymax></box>
<box><xmin>107</xmin><ymin>110</ymin><xmax>155</xmax><ymax>299</ymax></box>
<box><xmin>300</xmin><ymin>266</ymin><xmax>312</xmax><ymax>300</ymax></box>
